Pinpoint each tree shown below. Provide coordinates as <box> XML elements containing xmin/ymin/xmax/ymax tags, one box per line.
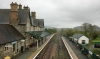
<box><xmin>60</xmin><ymin>28</ymin><xmax>75</xmax><ymax>37</ymax></box>
<box><xmin>46</xmin><ymin>28</ymin><xmax>57</xmax><ymax>34</ymax></box>
<box><xmin>82</xmin><ymin>23</ymin><xmax>100</xmax><ymax>40</ymax></box>
<box><xmin>82</xmin><ymin>23</ymin><xmax>89</xmax><ymax>36</ymax></box>
<box><xmin>60</xmin><ymin>29</ymin><xmax>66</xmax><ymax>36</ymax></box>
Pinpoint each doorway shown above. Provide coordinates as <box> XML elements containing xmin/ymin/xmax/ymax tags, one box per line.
<box><xmin>82</xmin><ymin>40</ymin><xmax>85</xmax><ymax>44</ymax></box>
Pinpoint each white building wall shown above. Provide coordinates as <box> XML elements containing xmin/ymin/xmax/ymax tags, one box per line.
<box><xmin>78</xmin><ymin>36</ymin><xmax>89</xmax><ymax>44</ymax></box>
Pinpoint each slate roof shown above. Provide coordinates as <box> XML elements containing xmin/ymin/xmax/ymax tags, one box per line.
<box><xmin>0</xmin><ymin>9</ymin><xmax>30</xmax><ymax>24</ymax></box>
<box><xmin>26</xmin><ymin>31</ymin><xmax>50</xmax><ymax>38</ymax></box>
<box><xmin>33</xmin><ymin>19</ymin><xmax>39</xmax><ymax>26</ymax></box>
<box><xmin>0</xmin><ymin>24</ymin><xmax>25</xmax><ymax>45</ymax></box>
<box><xmin>40</xmin><ymin>31</ymin><xmax>50</xmax><ymax>37</ymax></box>
<box><xmin>0</xmin><ymin>9</ymin><xmax>10</xmax><ymax>24</ymax></box>
<box><xmin>0</xmin><ymin>9</ymin><xmax>44</xmax><ymax>27</ymax></box>
<box><xmin>72</xmin><ymin>33</ymin><xmax>83</xmax><ymax>39</ymax></box>
<box><xmin>18</xmin><ymin>9</ymin><xmax>30</xmax><ymax>24</ymax></box>
<box><xmin>38</xmin><ymin>19</ymin><xmax>44</xmax><ymax>28</ymax></box>
<box><xmin>32</xmin><ymin>19</ymin><xmax>44</xmax><ymax>27</ymax></box>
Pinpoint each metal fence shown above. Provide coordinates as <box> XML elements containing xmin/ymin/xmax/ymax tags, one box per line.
<box><xmin>67</xmin><ymin>37</ymin><xmax>100</xmax><ymax>59</ymax></box>
<box><xmin>78</xmin><ymin>43</ymin><xmax>100</xmax><ymax>59</ymax></box>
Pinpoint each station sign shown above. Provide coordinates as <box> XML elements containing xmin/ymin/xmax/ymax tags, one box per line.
<box><xmin>94</xmin><ymin>42</ymin><xmax>100</xmax><ymax>48</ymax></box>
<box><xmin>12</xmin><ymin>41</ymin><xmax>17</xmax><ymax>44</ymax></box>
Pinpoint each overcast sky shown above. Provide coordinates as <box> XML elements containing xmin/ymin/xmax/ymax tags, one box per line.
<box><xmin>0</xmin><ymin>0</ymin><xmax>100</xmax><ymax>28</ymax></box>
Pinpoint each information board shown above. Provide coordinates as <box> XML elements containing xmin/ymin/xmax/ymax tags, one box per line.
<box><xmin>94</xmin><ymin>42</ymin><xmax>100</xmax><ymax>48</ymax></box>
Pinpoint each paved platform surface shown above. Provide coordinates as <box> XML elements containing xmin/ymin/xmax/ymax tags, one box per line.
<box><xmin>12</xmin><ymin>34</ymin><xmax>54</xmax><ymax>59</ymax></box>
<box><xmin>12</xmin><ymin>46</ymin><xmax>37</xmax><ymax>59</ymax></box>
<box><xmin>64</xmin><ymin>37</ymin><xmax>87</xmax><ymax>59</ymax></box>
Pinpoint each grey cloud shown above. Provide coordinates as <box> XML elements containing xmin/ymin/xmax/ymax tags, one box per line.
<box><xmin>0</xmin><ymin>0</ymin><xmax>100</xmax><ymax>28</ymax></box>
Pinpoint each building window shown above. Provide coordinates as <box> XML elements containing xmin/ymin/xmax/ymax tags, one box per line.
<box><xmin>82</xmin><ymin>40</ymin><xmax>85</xmax><ymax>44</ymax></box>
<box><xmin>5</xmin><ymin>44</ymin><xmax>8</xmax><ymax>51</ymax></box>
<box><xmin>13</xmin><ymin>44</ymin><xmax>15</xmax><ymax>52</ymax></box>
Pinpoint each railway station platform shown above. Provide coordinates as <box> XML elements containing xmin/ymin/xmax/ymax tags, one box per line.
<box><xmin>62</xmin><ymin>37</ymin><xmax>87</xmax><ymax>59</ymax></box>
<box><xmin>12</xmin><ymin>34</ymin><xmax>54</xmax><ymax>59</ymax></box>
<box><xmin>12</xmin><ymin>34</ymin><xmax>87</xmax><ymax>59</ymax></box>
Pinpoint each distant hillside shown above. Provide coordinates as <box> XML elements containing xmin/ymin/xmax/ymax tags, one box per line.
<box><xmin>56</xmin><ymin>28</ymin><xmax>70</xmax><ymax>31</ymax></box>
<box><xmin>45</xmin><ymin>25</ymin><xmax>100</xmax><ymax>32</ymax></box>
<box><xmin>94</xmin><ymin>25</ymin><xmax>100</xmax><ymax>31</ymax></box>
<box><xmin>56</xmin><ymin>28</ymin><xmax>61</xmax><ymax>31</ymax></box>
<box><xmin>44</xmin><ymin>26</ymin><xmax>68</xmax><ymax>31</ymax></box>
<box><xmin>73</xmin><ymin>25</ymin><xmax>100</xmax><ymax>31</ymax></box>
<box><xmin>44</xmin><ymin>26</ymin><xmax>55</xmax><ymax>29</ymax></box>
<box><xmin>73</xmin><ymin>26</ymin><xmax>84</xmax><ymax>31</ymax></box>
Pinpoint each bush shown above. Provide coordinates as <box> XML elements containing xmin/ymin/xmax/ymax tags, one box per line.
<box><xmin>92</xmin><ymin>48</ymin><xmax>100</xmax><ymax>56</ymax></box>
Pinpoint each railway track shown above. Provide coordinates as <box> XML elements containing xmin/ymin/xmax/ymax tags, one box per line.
<box><xmin>35</xmin><ymin>35</ymin><xmax>55</xmax><ymax>59</ymax></box>
<box><xmin>35</xmin><ymin>34</ymin><xmax>71</xmax><ymax>59</ymax></box>
<box><xmin>58</xmin><ymin>35</ymin><xmax>71</xmax><ymax>59</ymax></box>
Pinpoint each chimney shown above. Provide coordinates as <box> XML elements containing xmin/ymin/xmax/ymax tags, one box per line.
<box><xmin>10</xmin><ymin>2</ymin><xmax>18</xmax><ymax>11</ymax></box>
<box><xmin>19</xmin><ymin>4</ymin><xmax>22</xmax><ymax>9</ymax></box>
<box><xmin>31</xmin><ymin>11</ymin><xmax>36</xmax><ymax>19</ymax></box>
<box><xmin>10</xmin><ymin>2</ymin><xmax>19</xmax><ymax>25</ymax></box>
<box><xmin>23</xmin><ymin>5</ymin><xmax>29</xmax><ymax>9</ymax></box>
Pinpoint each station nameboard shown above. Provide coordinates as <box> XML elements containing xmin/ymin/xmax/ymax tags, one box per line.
<box><xmin>94</xmin><ymin>42</ymin><xmax>100</xmax><ymax>48</ymax></box>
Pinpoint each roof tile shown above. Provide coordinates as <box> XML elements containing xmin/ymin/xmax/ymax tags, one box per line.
<box><xmin>0</xmin><ymin>24</ymin><xmax>25</xmax><ymax>45</ymax></box>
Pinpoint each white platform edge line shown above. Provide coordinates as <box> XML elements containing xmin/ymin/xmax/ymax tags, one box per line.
<box><xmin>33</xmin><ymin>34</ymin><xmax>54</xmax><ymax>59</ymax></box>
<box><xmin>62</xmin><ymin>37</ymin><xmax>73</xmax><ymax>59</ymax></box>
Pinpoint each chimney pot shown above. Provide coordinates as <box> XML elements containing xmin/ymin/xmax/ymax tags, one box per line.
<box><xmin>19</xmin><ymin>4</ymin><xmax>22</xmax><ymax>9</ymax></box>
<box><xmin>10</xmin><ymin>2</ymin><xmax>18</xmax><ymax>11</ymax></box>
<box><xmin>23</xmin><ymin>5</ymin><xmax>29</xmax><ymax>9</ymax></box>
<box><xmin>31</xmin><ymin>11</ymin><xmax>36</xmax><ymax>19</ymax></box>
